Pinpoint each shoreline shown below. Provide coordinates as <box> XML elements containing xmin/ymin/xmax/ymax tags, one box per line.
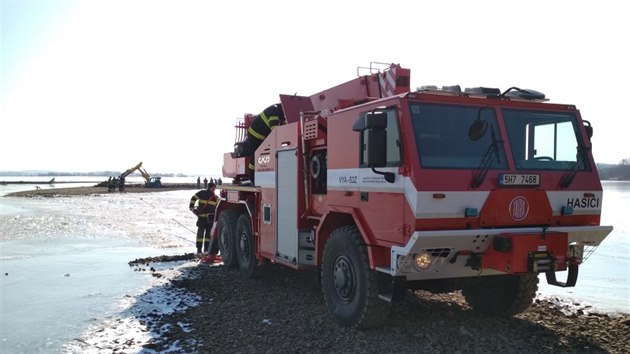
<box><xmin>112</xmin><ymin>257</ymin><xmax>630</xmax><ymax>353</ymax></box>
<box><xmin>5</xmin><ymin>185</ymin><xmax>629</xmax><ymax>352</ymax></box>
<box><xmin>4</xmin><ymin>184</ymin><xmax>199</xmax><ymax>198</ymax></box>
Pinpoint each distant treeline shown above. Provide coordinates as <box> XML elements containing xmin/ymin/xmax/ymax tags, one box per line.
<box><xmin>0</xmin><ymin>171</ymin><xmax>192</xmax><ymax>177</ymax></box>
<box><xmin>2</xmin><ymin>163</ymin><xmax>628</xmax><ymax>181</ymax></box>
<box><xmin>598</xmin><ymin>160</ymin><xmax>630</xmax><ymax>181</ymax></box>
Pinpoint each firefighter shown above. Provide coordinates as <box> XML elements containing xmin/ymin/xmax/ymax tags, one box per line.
<box><xmin>245</xmin><ymin>103</ymin><xmax>285</xmax><ymax>184</ymax></box>
<box><xmin>110</xmin><ymin>177</ymin><xmax>118</xmax><ymax>192</ymax></box>
<box><xmin>118</xmin><ymin>176</ymin><xmax>125</xmax><ymax>192</ymax></box>
<box><xmin>189</xmin><ymin>182</ymin><xmax>219</xmax><ymax>257</ymax></box>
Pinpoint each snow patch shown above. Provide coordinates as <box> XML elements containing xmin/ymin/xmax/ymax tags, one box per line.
<box><xmin>63</xmin><ymin>261</ymin><xmax>202</xmax><ymax>353</ymax></box>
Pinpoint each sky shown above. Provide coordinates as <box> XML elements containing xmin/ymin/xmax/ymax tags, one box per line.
<box><xmin>1</xmin><ymin>0</ymin><xmax>629</xmax><ymax>176</ymax></box>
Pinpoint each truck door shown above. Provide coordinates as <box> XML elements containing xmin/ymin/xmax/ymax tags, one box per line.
<box><xmin>276</xmin><ymin>148</ymin><xmax>299</xmax><ymax>263</ymax></box>
<box><xmin>357</xmin><ymin>108</ymin><xmax>405</xmax><ymax>245</ymax></box>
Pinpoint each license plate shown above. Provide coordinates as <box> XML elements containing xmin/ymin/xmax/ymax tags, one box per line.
<box><xmin>499</xmin><ymin>174</ymin><xmax>540</xmax><ymax>186</ymax></box>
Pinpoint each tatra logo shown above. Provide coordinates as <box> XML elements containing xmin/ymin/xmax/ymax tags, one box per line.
<box><xmin>509</xmin><ymin>196</ymin><xmax>529</xmax><ymax>221</ymax></box>
<box><xmin>257</xmin><ymin>155</ymin><xmax>270</xmax><ymax>165</ymax></box>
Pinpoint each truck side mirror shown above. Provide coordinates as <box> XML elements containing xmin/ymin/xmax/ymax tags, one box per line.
<box><xmin>468</xmin><ymin>106</ymin><xmax>490</xmax><ymax>141</ymax></box>
<box><xmin>583</xmin><ymin>120</ymin><xmax>593</xmax><ymax>141</ymax></box>
<box><xmin>353</xmin><ymin>112</ymin><xmax>388</xmax><ymax>131</ymax></box>
<box><xmin>468</xmin><ymin>119</ymin><xmax>488</xmax><ymax>141</ymax></box>
<box><xmin>353</xmin><ymin>110</ymin><xmax>394</xmax><ymax>183</ymax></box>
<box><xmin>353</xmin><ymin>112</ymin><xmax>388</xmax><ymax>167</ymax></box>
<box><xmin>365</xmin><ymin>129</ymin><xmax>386</xmax><ymax>167</ymax></box>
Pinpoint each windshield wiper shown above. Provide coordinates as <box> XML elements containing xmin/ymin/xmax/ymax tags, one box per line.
<box><xmin>471</xmin><ymin>126</ymin><xmax>503</xmax><ymax>188</ymax></box>
<box><xmin>560</xmin><ymin>145</ymin><xmax>590</xmax><ymax>188</ymax></box>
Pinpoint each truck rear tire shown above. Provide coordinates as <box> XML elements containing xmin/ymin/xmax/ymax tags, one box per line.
<box><xmin>235</xmin><ymin>213</ymin><xmax>259</xmax><ymax>278</ymax></box>
<box><xmin>217</xmin><ymin>209</ymin><xmax>239</xmax><ymax>268</ymax></box>
<box><xmin>462</xmin><ymin>273</ymin><xmax>538</xmax><ymax>316</ymax></box>
<box><xmin>321</xmin><ymin>225</ymin><xmax>389</xmax><ymax>328</ymax></box>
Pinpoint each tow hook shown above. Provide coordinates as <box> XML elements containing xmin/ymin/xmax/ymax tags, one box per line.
<box><xmin>545</xmin><ymin>260</ymin><xmax>579</xmax><ymax>287</ymax></box>
<box><xmin>465</xmin><ymin>253</ymin><xmax>482</xmax><ymax>271</ymax></box>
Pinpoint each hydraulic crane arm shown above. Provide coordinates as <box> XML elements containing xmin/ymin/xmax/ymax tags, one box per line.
<box><xmin>280</xmin><ymin>63</ymin><xmax>411</xmax><ymax>124</ymax></box>
<box><xmin>309</xmin><ymin>62</ymin><xmax>410</xmax><ymax>114</ymax></box>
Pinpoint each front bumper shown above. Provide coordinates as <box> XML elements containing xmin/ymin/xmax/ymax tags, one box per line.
<box><xmin>379</xmin><ymin>225</ymin><xmax>613</xmax><ymax>280</ymax></box>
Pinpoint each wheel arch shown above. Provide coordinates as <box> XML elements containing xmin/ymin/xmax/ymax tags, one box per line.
<box><xmin>213</xmin><ymin>200</ymin><xmax>248</xmax><ymax>237</ymax></box>
<box><xmin>315</xmin><ymin>212</ymin><xmax>354</xmax><ymax>265</ymax></box>
<box><xmin>315</xmin><ymin>210</ymin><xmax>389</xmax><ymax>270</ymax></box>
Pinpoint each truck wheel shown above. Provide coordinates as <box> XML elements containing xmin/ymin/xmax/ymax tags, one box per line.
<box><xmin>320</xmin><ymin>225</ymin><xmax>389</xmax><ymax>328</ymax></box>
<box><xmin>462</xmin><ymin>273</ymin><xmax>538</xmax><ymax>316</ymax></box>
<box><xmin>235</xmin><ymin>213</ymin><xmax>259</xmax><ymax>278</ymax></box>
<box><xmin>217</xmin><ymin>209</ymin><xmax>239</xmax><ymax>268</ymax></box>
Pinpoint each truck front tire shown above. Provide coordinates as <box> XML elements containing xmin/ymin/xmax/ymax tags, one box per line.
<box><xmin>321</xmin><ymin>225</ymin><xmax>389</xmax><ymax>328</ymax></box>
<box><xmin>462</xmin><ymin>273</ymin><xmax>538</xmax><ymax>316</ymax></box>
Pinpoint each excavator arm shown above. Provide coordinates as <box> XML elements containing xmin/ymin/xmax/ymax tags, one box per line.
<box><xmin>119</xmin><ymin>162</ymin><xmax>160</xmax><ymax>187</ymax></box>
<box><xmin>137</xmin><ymin>167</ymin><xmax>151</xmax><ymax>181</ymax></box>
<box><xmin>120</xmin><ymin>162</ymin><xmax>144</xmax><ymax>179</ymax></box>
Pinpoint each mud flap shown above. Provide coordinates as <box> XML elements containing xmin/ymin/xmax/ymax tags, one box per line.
<box><xmin>210</xmin><ymin>220</ymin><xmax>218</xmax><ymax>238</ymax></box>
<box><xmin>377</xmin><ymin>273</ymin><xmax>406</xmax><ymax>303</ymax></box>
<box><xmin>545</xmin><ymin>263</ymin><xmax>578</xmax><ymax>287</ymax></box>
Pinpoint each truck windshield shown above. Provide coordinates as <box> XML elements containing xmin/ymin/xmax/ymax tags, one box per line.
<box><xmin>502</xmin><ymin>109</ymin><xmax>588</xmax><ymax>171</ymax></box>
<box><xmin>409</xmin><ymin>103</ymin><xmax>507</xmax><ymax>169</ymax></box>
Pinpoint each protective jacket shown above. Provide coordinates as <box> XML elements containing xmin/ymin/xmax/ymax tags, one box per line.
<box><xmin>189</xmin><ymin>190</ymin><xmax>218</xmax><ymax>218</ymax></box>
<box><xmin>246</xmin><ymin>104</ymin><xmax>285</xmax><ymax>176</ymax></box>
<box><xmin>247</xmin><ymin>104</ymin><xmax>285</xmax><ymax>148</ymax></box>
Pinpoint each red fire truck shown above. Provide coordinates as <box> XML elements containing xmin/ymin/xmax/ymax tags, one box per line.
<box><xmin>214</xmin><ymin>62</ymin><xmax>613</xmax><ymax>328</ymax></box>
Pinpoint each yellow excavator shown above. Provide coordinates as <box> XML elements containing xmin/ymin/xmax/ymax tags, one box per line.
<box><xmin>119</xmin><ymin>162</ymin><xmax>163</xmax><ymax>188</ymax></box>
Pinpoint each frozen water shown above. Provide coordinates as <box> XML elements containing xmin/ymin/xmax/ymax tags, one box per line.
<box><xmin>62</xmin><ymin>261</ymin><xmax>203</xmax><ymax>354</ymax></box>
<box><xmin>1</xmin><ymin>190</ymin><xmax>202</xmax><ymax>353</ymax></box>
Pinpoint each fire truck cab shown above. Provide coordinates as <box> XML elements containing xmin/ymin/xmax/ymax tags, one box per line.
<box><xmin>215</xmin><ymin>63</ymin><xmax>613</xmax><ymax>328</ymax></box>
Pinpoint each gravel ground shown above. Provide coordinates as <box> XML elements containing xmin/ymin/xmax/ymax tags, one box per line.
<box><xmin>136</xmin><ymin>259</ymin><xmax>630</xmax><ymax>354</ymax></box>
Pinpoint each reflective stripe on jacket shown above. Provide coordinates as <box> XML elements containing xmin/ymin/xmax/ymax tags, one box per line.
<box><xmin>247</xmin><ymin>104</ymin><xmax>285</xmax><ymax>142</ymax></box>
<box><xmin>189</xmin><ymin>190</ymin><xmax>218</xmax><ymax>218</ymax></box>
